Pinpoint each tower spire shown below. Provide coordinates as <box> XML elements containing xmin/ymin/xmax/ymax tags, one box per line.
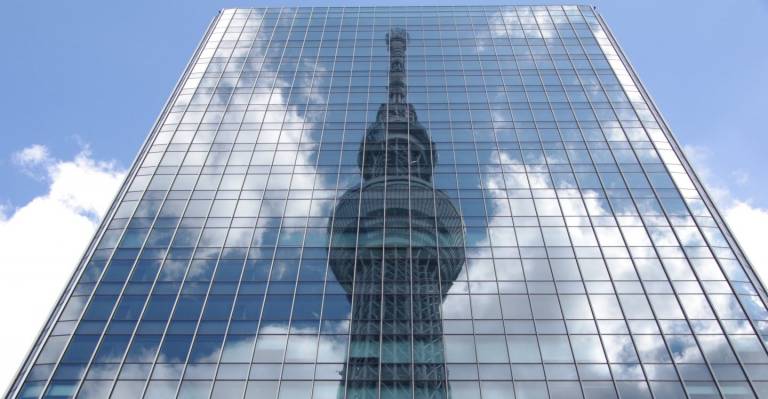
<box><xmin>386</xmin><ymin>27</ymin><xmax>408</xmax><ymax>105</ymax></box>
<box><xmin>376</xmin><ymin>28</ymin><xmax>415</xmax><ymax>123</ymax></box>
<box><xmin>330</xmin><ymin>27</ymin><xmax>465</xmax><ymax>399</ymax></box>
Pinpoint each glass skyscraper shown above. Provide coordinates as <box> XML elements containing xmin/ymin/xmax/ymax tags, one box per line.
<box><xmin>8</xmin><ymin>5</ymin><xmax>768</xmax><ymax>399</ymax></box>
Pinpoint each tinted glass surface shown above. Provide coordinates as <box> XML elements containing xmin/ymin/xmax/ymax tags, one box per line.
<box><xmin>10</xmin><ymin>6</ymin><xmax>768</xmax><ymax>399</ymax></box>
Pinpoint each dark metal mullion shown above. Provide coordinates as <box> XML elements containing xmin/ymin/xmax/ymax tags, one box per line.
<box><xmin>236</xmin><ymin>13</ymin><xmax>324</xmax><ymax>396</ymax></box>
<box><xmin>376</xmin><ymin>12</ymin><xmax>392</xmax><ymax>397</ymax></box>
<box><xmin>580</xmin><ymin>24</ymin><xmax>754</xmax><ymax>399</ymax></box>
<box><xmin>593</xmin><ymin>8</ymin><xmax>768</xmax><ymax>314</ymax></box>
<box><xmin>71</xmin><ymin>157</ymin><xmax>194</xmax><ymax>399</ymax></box>
<box><xmin>281</xmin><ymin>7</ymin><xmax>335</xmax><ymax>399</ymax></box>
<box><xmin>129</xmin><ymin>11</ymin><xmax>252</xmax><ymax>396</ymax></box>
<box><xmin>551</xmin><ymin>9</ymin><xmax>649</xmax><ymax>398</ymax></box>
<box><xmin>599</xmin><ymin>4</ymin><xmax>768</xmax><ymax>386</ymax></box>
<box><xmin>428</xmin><ymin>12</ymin><xmax>456</xmax><ymax>399</ymax></box>
<box><xmin>557</xmin><ymin>14</ymin><xmax>694</xmax><ymax>397</ymax></box>
<box><xmin>568</xmin><ymin>8</ymin><xmax>719</xmax><ymax>398</ymax></box>
<box><xmin>165</xmin><ymin>10</ymin><xmax>283</xmax><ymax>399</ymax></box>
<box><xmin>269</xmin><ymin>7</ymin><xmax>322</xmax><ymax>396</ymax></box>
<box><xmin>95</xmin><ymin>149</ymin><xmax>211</xmax><ymax>397</ymax></box>
<box><xmin>202</xmin><ymin>8</ymin><xmax>286</xmax><ymax>399</ymax></box>
<box><xmin>33</xmin><ymin>11</ymin><xmax>230</xmax><ymax>399</ymax></box>
<box><xmin>545</xmin><ymin>15</ymin><xmax>676</xmax><ymax>399</ymax></box>
<box><xmin>5</xmin><ymin>11</ymin><xmax>224</xmax><ymax>399</ymax></box>
<box><xmin>401</xmin><ymin>14</ymin><xmax>417</xmax><ymax>399</ymax></box>
<box><xmin>215</xmin><ymin>8</ymin><xmax>306</xmax><ymax>399</ymax></box>
<box><xmin>514</xmin><ymin>8</ymin><xmax>620</xmax><ymax>398</ymax></box>
<box><xmin>589</xmin><ymin>8</ymin><xmax>764</xmax><ymax>397</ymax></box>
<box><xmin>133</xmin><ymin>10</ymin><xmax>273</xmax><ymax>399</ymax></box>
<box><xmin>554</xmin><ymin>9</ymin><xmax>687</xmax><ymax>399</ymax></box>
<box><xmin>317</xmin><ymin>9</ymin><xmax>355</xmax><ymax>399</ymax></box>
<box><xmin>287</xmin><ymin>9</ymin><xmax>351</xmax><ymax>399</ymax></box>
<box><xmin>436</xmin><ymin>12</ymin><xmax>473</xmax><ymax>398</ymax></box>
<box><xmin>488</xmin><ymin>10</ymin><xmax>543</xmax><ymax>398</ymax></box>
<box><xmin>466</xmin><ymin>11</ymin><xmax>528</xmax><ymax>399</ymax></box>
<box><xmin>520</xmin><ymin>7</ymin><xmax>592</xmax><ymax>399</ymax></box>
<box><xmin>282</xmin><ymin>8</ymin><xmax>352</xmax><ymax>399</ymax></box>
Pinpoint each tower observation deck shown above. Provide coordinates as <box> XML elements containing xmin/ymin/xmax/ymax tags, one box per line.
<box><xmin>328</xmin><ymin>28</ymin><xmax>466</xmax><ymax>399</ymax></box>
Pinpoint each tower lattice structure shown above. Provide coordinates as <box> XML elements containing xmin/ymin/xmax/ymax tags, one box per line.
<box><xmin>329</xmin><ymin>28</ymin><xmax>466</xmax><ymax>399</ymax></box>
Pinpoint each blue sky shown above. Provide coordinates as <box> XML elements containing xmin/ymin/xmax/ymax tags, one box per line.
<box><xmin>1</xmin><ymin>0</ymin><xmax>767</xmax><ymax>392</ymax></box>
<box><xmin>1</xmin><ymin>1</ymin><xmax>767</xmax><ymax>209</ymax></box>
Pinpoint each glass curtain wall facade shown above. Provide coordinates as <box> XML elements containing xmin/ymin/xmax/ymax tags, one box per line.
<box><xmin>8</xmin><ymin>5</ymin><xmax>768</xmax><ymax>399</ymax></box>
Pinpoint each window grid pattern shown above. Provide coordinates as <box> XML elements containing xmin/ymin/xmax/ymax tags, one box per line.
<box><xmin>9</xmin><ymin>5</ymin><xmax>768</xmax><ymax>399</ymax></box>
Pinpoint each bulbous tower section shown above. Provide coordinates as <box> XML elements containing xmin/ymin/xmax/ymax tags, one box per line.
<box><xmin>328</xmin><ymin>28</ymin><xmax>465</xmax><ymax>399</ymax></box>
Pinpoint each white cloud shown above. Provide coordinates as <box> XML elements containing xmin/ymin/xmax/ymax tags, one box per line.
<box><xmin>0</xmin><ymin>145</ymin><xmax>126</xmax><ymax>392</ymax></box>
<box><xmin>12</xmin><ymin>144</ymin><xmax>53</xmax><ymax>180</ymax></box>
<box><xmin>722</xmin><ymin>202</ymin><xmax>768</xmax><ymax>280</ymax></box>
<box><xmin>13</xmin><ymin>144</ymin><xmax>50</xmax><ymax>166</ymax></box>
<box><xmin>683</xmin><ymin>145</ymin><xmax>768</xmax><ymax>286</ymax></box>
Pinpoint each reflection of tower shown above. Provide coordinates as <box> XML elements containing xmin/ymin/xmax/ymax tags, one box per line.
<box><xmin>329</xmin><ymin>28</ymin><xmax>465</xmax><ymax>399</ymax></box>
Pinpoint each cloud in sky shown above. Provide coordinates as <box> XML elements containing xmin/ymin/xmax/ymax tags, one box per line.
<box><xmin>724</xmin><ymin>201</ymin><xmax>768</xmax><ymax>277</ymax></box>
<box><xmin>683</xmin><ymin>144</ymin><xmax>768</xmax><ymax>286</ymax></box>
<box><xmin>0</xmin><ymin>145</ymin><xmax>125</xmax><ymax>391</ymax></box>
<box><xmin>12</xmin><ymin>144</ymin><xmax>50</xmax><ymax>166</ymax></box>
<box><xmin>0</xmin><ymin>140</ymin><xmax>766</xmax><ymax>392</ymax></box>
<box><xmin>12</xmin><ymin>144</ymin><xmax>52</xmax><ymax>181</ymax></box>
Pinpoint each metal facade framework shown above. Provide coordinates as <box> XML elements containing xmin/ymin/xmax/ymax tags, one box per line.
<box><xmin>328</xmin><ymin>27</ymin><xmax>465</xmax><ymax>398</ymax></box>
<box><xmin>7</xmin><ymin>6</ymin><xmax>768</xmax><ymax>399</ymax></box>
